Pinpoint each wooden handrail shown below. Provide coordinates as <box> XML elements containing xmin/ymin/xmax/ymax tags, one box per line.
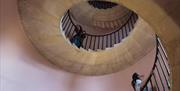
<box><xmin>61</xmin><ymin>9</ymin><xmax>138</xmax><ymax>51</ymax></box>
<box><xmin>67</xmin><ymin>10</ymin><xmax>135</xmax><ymax>36</ymax></box>
<box><xmin>141</xmin><ymin>35</ymin><xmax>170</xmax><ymax>91</ymax></box>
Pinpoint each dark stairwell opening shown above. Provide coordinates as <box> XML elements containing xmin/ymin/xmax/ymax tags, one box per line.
<box><xmin>60</xmin><ymin>1</ymin><xmax>138</xmax><ymax>51</ymax></box>
<box><xmin>88</xmin><ymin>0</ymin><xmax>118</xmax><ymax>9</ymax></box>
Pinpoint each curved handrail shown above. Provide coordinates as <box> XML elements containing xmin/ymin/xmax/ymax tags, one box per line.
<box><xmin>61</xmin><ymin>9</ymin><xmax>138</xmax><ymax>51</ymax></box>
<box><xmin>68</xmin><ymin>10</ymin><xmax>135</xmax><ymax>36</ymax></box>
<box><xmin>140</xmin><ymin>35</ymin><xmax>159</xmax><ymax>91</ymax></box>
<box><xmin>141</xmin><ymin>35</ymin><xmax>170</xmax><ymax>91</ymax></box>
<box><xmin>86</xmin><ymin>13</ymin><xmax>133</xmax><ymax>36</ymax></box>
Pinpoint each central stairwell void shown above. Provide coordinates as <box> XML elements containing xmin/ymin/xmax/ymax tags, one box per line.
<box><xmin>88</xmin><ymin>0</ymin><xmax>118</xmax><ymax>9</ymax></box>
<box><xmin>60</xmin><ymin>1</ymin><xmax>138</xmax><ymax>51</ymax></box>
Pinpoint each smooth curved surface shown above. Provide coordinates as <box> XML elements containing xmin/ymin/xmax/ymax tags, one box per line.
<box><xmin>70</xmin><ymin>1</ymin><xmax>131</xmax><ymax>30</ymax></box>
<box><xmin>17</xmin><ymin>0</ymin><xmax>180</xmax><ymax>90</ymax></box>
<box><xmin>18</xmin><ymin>0</ymin><xmax>155</xmax><ymax>75</ymax></box>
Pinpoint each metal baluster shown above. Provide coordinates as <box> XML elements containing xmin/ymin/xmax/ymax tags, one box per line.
<box><xmin>132</xmin><ymin>13</ymin><xmax>137</xmax><ymax>25</ymax></box>
<box><xmin>71</xmin><ymin>29</ymin><xmax>76</xmax><ymax>36</ymax></box>
<box><xmin>114</xmin><ymin>32</ymin><xmax>117</xmax><ymax>44</ymax></box>
<box><xmin>153</xmin><ymin>72</ymin><xmax>160</xmax><ymax>91</ymax></box>
<box><xmin>85</xmin><ymin>36</ymin><xmax>89</xmax><ymax>50</ymax></box>
<box><xmin>62</xmin><ymin>12</ymin><xmax>68</xmax><ymax>23</ymax></box>
<box><xmin>122</xmin><ymin>27</ymin><xmax>124</xmax><ymax>39</ymax></box>
<box><xmin>157</xmin><ymin>57</ymin><xmax>170</xmax><ymax>89</ymax></box>
<box><xmin>134</xmin><ymin>13</ymin><xmax>138</xmax><ymax>21</ymax></box>
<box><xmin>150</xmin><ymin>78</ymin><xmax>154</xmax><ymax>91</ymax></box>
<box><xmin>67</xmin><ymin>24</ymin><xmax>73</xmax><ymax>37</ymax></box>
<box><xmin>102</xmin><ymin>36</ymin><xmax>104</xmax><ymax>50</ymax></box>
<box><xmin>89</xmin><ymin>36</ymin><xmax>92</xmax><ymax>50</ymax></box>
<box><xmin>155</xmin><ymin>64</ymin><xmax>165</xmax><ymax>91</ymax></box>
<box><xmin>118</xmin><ymin>30</ymin><xmax>120</xmax><ymax>43</ymax></box>
<box><xmin>93</xmin><ymin>36</ymin><xmax>96</xmax><ymax>50</ymax></box>
<box><xmin>127</xmin><ymin>20</ymin><xmax>131</xmax><ymax>35</ymax></box>
<box><xmin>129</xmin><ymin>14</ymin><xmax>134</xmax><ymax>30</ymax></box>
<box><xmin>63</xmin><ymin>18</ymin><xmax>70</xmax><ymax>31</ymax></box>
<box><xmin>81</xmin><ymin>35</ymin><xmax>86</xmax><ymax>49</ymax></box>
<box><xmin>158</xmin><ymin>40</ymin><xmax>168</xmax><ymax>60</ymax></box>
<box><xmin>124</xmin><ymin>24</ymin><xmax>128</xmax><ymax>37</ymax></box>
<box><xmin>65</xmin><ymin>23</ymin><xmax>72</xmax><ymax>35</ymax></box>
<box><xmin>62</xmin><ymin>18</ymin><xmax>68</xmax><ymax>30</ymax></box>
<box><xmin>110</xmin><ymin>34</ymin><xmax>112</xmax><ymax>47</ymax></box>
<box><xmin>97</xmin><ymin>36</ymin><xmax>100</xmax><ymax>50</ymax></box>
<box><xmin>62</xmin><ymin>14</ymin><xmax>69</xmax><ymax>28</ymax></box>
<box><xmin>106</xmin><ymin>35</ymin><xmax>108</xmax><ymax>48</ymax></box>
<box><xmin>158</xmin><ymin>47</ymin><xmax>170</xmax><ymax>76</ymax></box>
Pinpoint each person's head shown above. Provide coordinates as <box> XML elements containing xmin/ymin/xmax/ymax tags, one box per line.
<box><xmin>77</xmin><ymin>25</ymin><xmax>82</xmax><ymax>30</ymax></box>
<box><xmin>132</xmin><ymin>73</ymin><xmax>140</xmax><ymax>80</ymax></box>
<box><xmin>76</xmin><ymin>25</ymin><xmax>82</xmax><ymax>32</ymax></box>
<box><xmin>81</xmin><ymin>33</ymin><xmax>86</xmax><ymax>39</ymax></box>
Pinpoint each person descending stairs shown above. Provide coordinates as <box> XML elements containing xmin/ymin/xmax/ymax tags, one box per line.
<box><xmin>70</xmin><ymin>25</ymin><xmax>86</xmax><ymax>48</ymax></box>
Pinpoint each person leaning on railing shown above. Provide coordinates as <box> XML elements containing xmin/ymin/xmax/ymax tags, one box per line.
<box><xmin>70</xmin><ymin>25</ymin><xmax>86</xmax><ymax>48</ymax></box>
<box><xmin>131</xmin><ymin>73</ymin><xmax>145</xmax><ymax>91</ymax></box>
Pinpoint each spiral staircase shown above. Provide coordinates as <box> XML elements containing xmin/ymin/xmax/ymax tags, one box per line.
<box><xmin>58</xmin><ymin>1</ymin><xmax>171</xmax><ymax>90</ymax></box>
<box><xmin>61</xmin><ymin>10</ymin><xmax>138</xmax><ymax>51</ymax></box>
<box><xmin>5</xmin><ymin>0</ymin><xmax>179</xmax><ymax>91</ymax></box>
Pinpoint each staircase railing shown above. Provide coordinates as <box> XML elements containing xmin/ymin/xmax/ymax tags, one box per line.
<box><xmin>61</xmin><ymin>10</ymin><xmax>138</xmax><ymax>51</ymax></box>
<box><xmin>141</xmin><ymin>36</ymin><xmax>171</xmax><ymax>91</ymax></box>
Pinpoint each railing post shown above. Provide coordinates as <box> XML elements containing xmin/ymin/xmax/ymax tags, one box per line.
<box><xmin>141</xmin><ymin>36</ymin><xmax>170</xmax><ymax>91</ymax></box>
<box><xmin>89</xmin><ymin>36</ymin><xmax>92</xmax><ymax>49</ymax></box>
<box><xmin>84</xmin><ymin>36</ymin><xmax>89</xmax><ymax>50</ymax></box>
<box><xmin>93</xmin><ymin>36</ymin><xmax>96</xmax><ymax>50</ymax></box>
<box><xmin>157</xmin><ymin>57</ymin><xmax>170</xmax><ymax>89</ymax></box>
<box><xmin>153</xmin><ymin>72</ymin><xmax>160</xmax><ymax>91</ymax></box>
<box><xmin>155</xmin><ymin>64</ymin><xmax>165</xmax><ymax>91</ymax></box>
